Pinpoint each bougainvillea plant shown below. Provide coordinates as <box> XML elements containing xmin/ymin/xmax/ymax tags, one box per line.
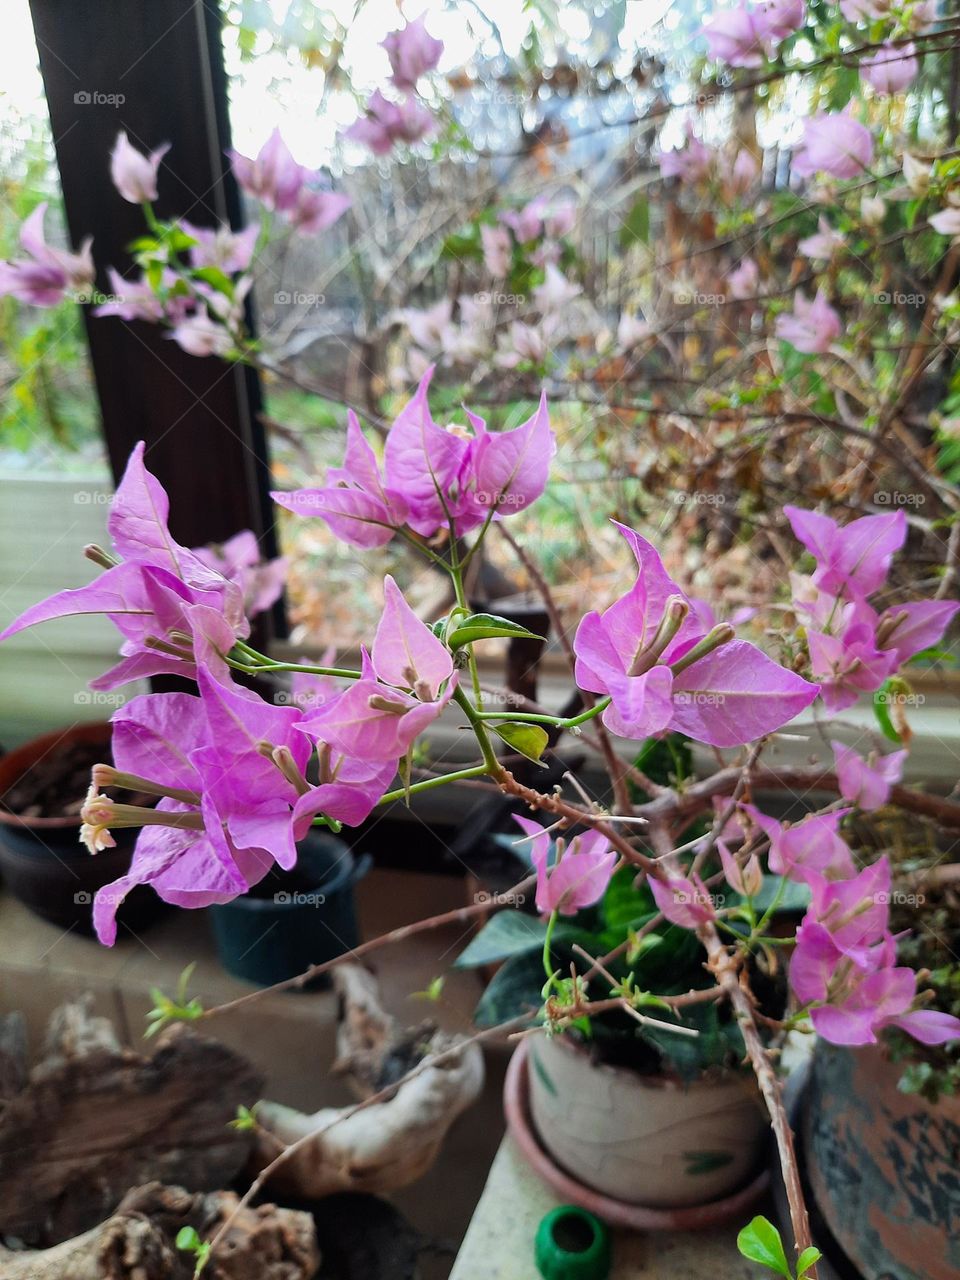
<box><xmin>3</xmin><ymin>6</ymin><xmax>960</xmax><ymax>1277</ymax></box>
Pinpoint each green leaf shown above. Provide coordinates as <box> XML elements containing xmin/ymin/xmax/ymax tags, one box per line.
<box><xmin>473</xmin><ymin>950</ymin><xmax>548</xmax><ymax>1027</ymax></box>
<box><xmin>620</xmin><ymin>194</ymin><xmax>649</xmax><ymax>249</ymax></box>
<box><xmin>192</xmin><ymin>265</ymin><xmax>234</xmax><ymax>296</ymax></box>
<box><xmin>410</xmin><ymin>975</ymin><xmax>445</xmax><ymax>1001</ymax></box>
<box><xmin>456</xmin><ymin>911</ymin><xmax>581</xmax><ymax>968</ymax></box>
<box><xmin>447</xmin><ymin>613</ymin><xmax>542</xmax><ymax>648</ymax></box>
<box><xmin>176</xmin><ymin>1226</ymin><xmax>202</xmax><ymax>1252</ymax></box>
<box><xmin>492</xmin><ymin>722</ymin><xmax>549</xmax><ymax>765</ymax></box>
<box><xmin>873</xmin><ymin>680</ymin><xmax>902</xmax><ymax>744</ymax></box>
<box><xmin>796</xmin><ymin>1246</ymin><xmax>823</xmax><ymax>1278</ymax></box>
<box><xmin>736</xmin><ymin>1215</ymin><xmax>792</xmax><ymax>1278</ymax></box>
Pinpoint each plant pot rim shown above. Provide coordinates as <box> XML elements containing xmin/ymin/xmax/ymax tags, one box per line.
<box><xmin>504</xmin><ymin>1038</ymin><xmax>770</xmax><ymax>1230</ymax></box>
<box><xmin>549</xmin><ymin>1022</ymin><xmax>755</xmax><ymax>1093</ymax></box>
<box><xmin>0</xmin><ymin>722</ymin><xmax>112</xmax><ymax>831</ymax></box>
<box><xmin>210</xmin><ymin>837</ymin><xmax>362</xmax><ymax>913</ymax></box>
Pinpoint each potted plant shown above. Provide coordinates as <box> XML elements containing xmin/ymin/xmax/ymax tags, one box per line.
<box><xmin>209</xmin><ymin>829</ymin><xmax>372</xmax><ymax>987</ymax></box>
<box><xmin>455</xmin><ymin>768</ymin><xmax>793</xmax><ymax>1220</ymax></box>
<box><xmin>0</xmin><ymin>721</ymin><xmax>164</xmax><ymax>934</ymax></box>
<box><xmin>801</xmin><ymin>818</ymin><xmax>960</xmax><ymax>1280</ymax></box>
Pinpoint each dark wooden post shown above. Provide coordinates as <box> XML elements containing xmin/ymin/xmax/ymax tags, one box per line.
<box><xmin>28</xmin><ymin>0</ymin><xmax>280</xmax><ymax>638</ymax></box>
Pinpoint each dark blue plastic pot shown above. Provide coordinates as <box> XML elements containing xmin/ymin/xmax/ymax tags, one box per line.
<box><xmin>209</xmin><ymin>831</ymin><xmax>372</xmax><ymax>988</ymax></box>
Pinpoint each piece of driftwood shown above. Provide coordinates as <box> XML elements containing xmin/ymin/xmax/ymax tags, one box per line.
<box><xmin>0</xmin><ymin>1182</ymin><xmax>319</xmax><ymax>1280</ymax></box>
<box><xmin>0</xmin><ymin>996</ymin><xmax>263</xmax><ymax>1246</ymax></box>
<box><xmin>254</xmin><ymin>965</ymin><xmax>484</xmax><ymax>1198</ymax></box>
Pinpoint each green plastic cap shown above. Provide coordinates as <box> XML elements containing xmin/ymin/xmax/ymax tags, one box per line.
<box><xmin>534</xmin><ymin>1206</ymin><xmax>612</xmax><ymax>1280</ymax></box>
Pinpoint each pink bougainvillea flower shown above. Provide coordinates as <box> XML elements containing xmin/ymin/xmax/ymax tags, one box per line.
<box><xmin>718</xmin><ymin>838</ymin><xmax>763</xmax><ymax>897</ymax></box>
<box><xmin>193</xmin><ymin>529</ymin><xmax>286</xmax><ymax>620</ymax></box>
<box><xmin>658</xmin><ymin>129</ymin><xmax>713</xmax><ymax>183</ymax></box>
<box><xmin>168</xmin><ymin>310</ymin><xmax>234</xmax><ymax>358</ymax></box>
<box><xmin>382</xmin><ymin>14</ymin><xmax>443</xmax><ymax>89</ymax></box>
<box><xmin>181</xmin><ymin>221</ymin><xmax>259</xmax><ymax>274</ymax></box>
<box><xmin>930</xmin><ymin>207</ymin><xmax>960</xmax><ymax>237</ymax></box>
<box><xmin>807</xmin><ymin>620</ymin><xmax>899</xmax><ymax>713</ymax></box>
<box><xmin>514</xmin><ymin>815</ymin><xmax>616</xmax><ymax>916</ymax></box>
<box><xmin>292</xmin><ymin>754</ymin><xmax>396</xmax><ymax>831</ymax></box>
<box><xmin>798</xmin><ymin>215</ymin><xmax>845</xmax><ymax>261</ymax></box>
<box><xmin>481</xmin><ymin>223</ymin><xmax>511</xmax><ymax>276</ymax></box>
<box><xmin>287</xmin><ymin>186</ymin><xmax>352</xmax><ymax>235</ymax></box>
<box><xmin>804</xmin><ymin>858</ymin><xmax>891</xmax><ymax>957</ymax></box>
<box><xmin>649</xmin><ymin>871</ymin><xmax>717</xmax><ymax>928</ymax></box>
<box><xmin>701</xmin><ymin>4</ymin><xmax>770</xmax><ymax>66</ymax></box>
<box><xmin>533</xmin><ymin>263</ymin><xmax>581</xmax><ymax>312</ymax></box>
<box><xmin>0</xmin><ymin>442</ymin><xmax>248</xmax><ymax>686</ymax></box>
<box><xmin>230</xmin><ymin>129</ymin><xmax>349</xmax><ymax>232</ymax></box>
<box><xmin>272</xmin><ymin>410</ymin><xmax>409</xmax><ymax>548</ymax></box>
<box><xmin>110</xmin><ymin>132</ymin><xmax>170</xmax><ymax>204</ymax></box>
<box><xmin>500</xmin><ymin>195</ymin><xmax>548</xmax><ymax>242</ymax></box>
<box><xmin>792</xmin><ymin>111</ymin><xmax>874</xmax><ymax>179</ymax></box>
<box><xmin>876</xmin><ymin>598</ymin><xmax>960</xmax><ymax>666</ymax></box>
<box><xmin>382</xmin><ymin>367</ymin><xmax>554</xmax><ymax>537</ymax></box>
<box><xmin>345</xmin><ymin>90</ymin><xmax>435</xmax><ymax>154</ymax></box>
<box><xmin>730</xmin><ymin>148</ymin><xmax>761</xmax><ymax>193</ymax></box>
<box><xmin>230</xmin><ymin>128</ymin><xmax>305</xmax><ymax>211</ymax></box>
<box><xmin>90</xmin><ymin>671</ymin><xmax>311</xmax><ymax>945</ymax></box>
<box><xmin>573</xmin><ymin>522</ymin><xmax>819</xmax><ymax>747</ymax></box>
<box><xmin>742</xmin><ymin>804</ymin><xmax>856</xmax><ymax>884</ymax></box>
<box><xmin>728</xmin><ymin>258</ymin><xmax>760</xmax><ymax>300</ymax></box>
<box><xmin>790</xmin><ymin>923</ymin><xmax>960</xmax><ymax>1046</ymax></box>
<box><xmin>774</xmin><ymin>289</ymin><xmax>841</xmax><ymax>353</ymax></box>
<box><xmin>755</xmin><ymin>0</ymin><xmax>805</xmax><ymax>40</ymax></box>
<box><xmin>831</xmin><ymin>741</ymin><xmax>907</xmax><ymax>810</ymax></box>
<box><xmin>94</xmin><ymin>267</ymin><xmax>165</xmax><ymax>322</ymax></box>
<box><xmin>0</xmin><ymin>202</ymin><xmax>94</xmax><ymax>307</ymax></box>
<box><xmin>297</xmin><ymin>578</ymin><xmax>456</xmax><ymax>762</ymax></box>
<box><xmin>860</xmin><ymin>41</ymin><xmax>919</xmax><ymax>94</ymax></box>
<box><xmin>784</xmin><ymin>506</ymin><xmax>905</xmax><ymax>598</ymax></box>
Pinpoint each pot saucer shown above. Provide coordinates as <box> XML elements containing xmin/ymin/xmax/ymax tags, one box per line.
<box><xmin>504</xmin><ymin>1038</ymin><xmax>770</xmax><ymax>1232</ymax></box>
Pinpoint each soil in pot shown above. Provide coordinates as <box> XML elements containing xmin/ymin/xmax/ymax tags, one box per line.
<box><xmin>527</xmin><ymin>1032</ymin><xmax>768</xmax><ymax>1209</ymax></box>
<box><xmin>209</xmin><ymin>831</ymin><xmax>371</xmax><ymax>987</ymax></box>
<box><xmin>0</xmin><ymin>723</ymin><xmax>165</xmax><ymax>935</ymax></box>
<box><xmin>803</xmin><ymin>1039</ymin><xmax>960</xmax><ymax>1280</ymax></box>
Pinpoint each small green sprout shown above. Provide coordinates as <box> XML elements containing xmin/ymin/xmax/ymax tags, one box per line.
<box><xmin>737</xmin><ymin>1215</ymin><xmax>822</xmax><ymax>1279</ymax></box>
<box><xmin>175</xmin><ymin>1225</ymin><xmax>211</xmax><ymax>1276</ymax></box>
<box><xmin>410</xmin><ymin>975</ymin><xmax>445</xmax><ymax>1002</ymax></box>
<box><xmin>144</xmin><ymin>963</ymin><xmax>204</xmax><ymax>1039</ymax></box>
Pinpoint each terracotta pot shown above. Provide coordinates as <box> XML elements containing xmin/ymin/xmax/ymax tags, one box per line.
<box><xmin>526</xmin><ymin>1033</ymin><xmax>768</xmax><ymax>1210</ymax></box>
<box><xmin>0</xmin><ymin>723</ymin><xmax>163</xmax><ymax>935</ymax></box>
<box><xmin>803</xmin><ymin>1039</ymin><xmax>960</xmax><ymax>1280</ymax></box>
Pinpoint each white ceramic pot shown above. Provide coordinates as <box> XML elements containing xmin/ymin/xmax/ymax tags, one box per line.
<box><xmin>527</xmin><ymin>1033</ymin><xmax>768</xmax><ymax>1208</ymax></box>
